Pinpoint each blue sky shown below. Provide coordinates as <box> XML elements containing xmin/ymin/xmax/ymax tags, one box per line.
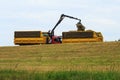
<box><xmin>0</xmin><ymin>0</ymin><xmax>120</xmax><ymax>46</ymax></box>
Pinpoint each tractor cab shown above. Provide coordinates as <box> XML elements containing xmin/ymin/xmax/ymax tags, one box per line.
<box><xmin>51</xmin><ymin>36</ymin><xmax>62</xmax><ymax>44</ymax></box>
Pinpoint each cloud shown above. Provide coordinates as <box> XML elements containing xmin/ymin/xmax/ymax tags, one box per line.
<box><xmin>0</xmin><ymin>0</ymin><xmax>120</xmax><ymax>46</ymax></box>
<box><xmin>90</xmin><ymin>18</ymin><xmax>116</xmax><ymax>26</ymax></box>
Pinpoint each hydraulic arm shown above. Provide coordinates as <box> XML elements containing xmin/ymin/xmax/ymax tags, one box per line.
<box><xmin>49</xmin><ymin>14</ymin><xmax>82</xmax><ymax>37</ymax></box>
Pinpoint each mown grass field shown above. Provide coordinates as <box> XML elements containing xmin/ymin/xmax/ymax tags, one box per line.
<box><xmin>0</xmin><ymin>42</ymin><xmax>120</xmax><ymax>80</ymax></box>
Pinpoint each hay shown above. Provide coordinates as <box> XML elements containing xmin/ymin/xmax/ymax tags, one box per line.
<box><xmin>15</xmin><ymin>31</ymin><xmax>41</xmax><ymax>38</ymax></box>
<box><xmin>62</xmin><ymin>31</ymin><xmax>94</xmax><ymax>39</ymax></box>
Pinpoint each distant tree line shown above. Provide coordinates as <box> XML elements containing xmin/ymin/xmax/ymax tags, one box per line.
<box><xmin>118</xmin><ymin>39</ymin><xmax>120</xmax><ymax>41</ymax></box>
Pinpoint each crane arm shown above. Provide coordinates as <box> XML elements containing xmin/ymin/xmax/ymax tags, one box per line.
<box><xmin>63</xmin><ymin>14</ymin><xmax>81</xmax><ymax>21</ymax></box>
<box><xmin>50</xmin><ymin>14</ymin><xmax>81</xmax><ymax>36</ymax></box>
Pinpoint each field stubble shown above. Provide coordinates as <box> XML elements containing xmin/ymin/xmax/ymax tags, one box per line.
<box><xmin>0</xmin><ymin>42</ymin><xmax>120</xmax><ymax>72</ymax></box>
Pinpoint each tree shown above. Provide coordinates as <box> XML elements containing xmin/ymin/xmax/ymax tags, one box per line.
<box><xmin>118</xmin><ymin>39</ymin><xmax>120</xmax><ymax>41</ymax></box>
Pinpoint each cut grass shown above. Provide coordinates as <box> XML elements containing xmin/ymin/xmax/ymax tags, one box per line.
<box><xmin>0</xmin><ymin>42</ymin><xmax>120</xmax><ymax>79</ymax></box>
<box><xmin>0</xmin><ymin>42</ymin><xmax>120</xmax><ymax>71</ymax></box>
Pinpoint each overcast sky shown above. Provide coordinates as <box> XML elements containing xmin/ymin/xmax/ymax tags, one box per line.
<box><xmin>0</xmin><ymin>0</ymin><xmax>120</xmax><ymax>46</ymax></box>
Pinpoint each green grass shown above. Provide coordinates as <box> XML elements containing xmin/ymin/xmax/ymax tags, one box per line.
<box><xmin>0</xmin><ymin>42</ymin><xmax>120</xmax><ymax>79</ymax></box>
<box><xmin>0</xmin><ymin>70</ymin><xmax>120</xmax><ymax>80</ymax></box>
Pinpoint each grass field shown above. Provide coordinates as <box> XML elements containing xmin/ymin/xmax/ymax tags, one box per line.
<box><xmin>0</xmin><ymin>42</ymin><xmax>120</xmax><ymax>80</ymax></box>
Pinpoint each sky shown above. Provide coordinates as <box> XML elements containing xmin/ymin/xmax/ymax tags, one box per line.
<box><xmin>0</xmin><ymin>0</ymin><xmax>120</xmax><ymax>46</ymax></box>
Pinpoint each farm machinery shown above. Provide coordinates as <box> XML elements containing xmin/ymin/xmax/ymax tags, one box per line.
<box><xmin>14</xmin><ymin>14</ymin><xmax>103</xmax><ymax>45</ymax></box>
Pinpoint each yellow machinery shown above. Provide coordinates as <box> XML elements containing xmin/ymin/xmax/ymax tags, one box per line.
<box><xmin>62</xmin><ymin>22</ymin><xmax>103</xmax><ymax>43</ymax></box>
<box><xmin>14</xmin><ymin>31</ymin><xmax>47</xmax><ymax>45</ymax></box>
<box><xmin>14</xmin><ymin>14</ymin><xmax>103</xmax><ymax>45</ymax></box>
<box><xmin>49</xmin><ymin>14</ymin><xmax>103</xmax><ymax>43</ymax></box>
<box><xmin>62</xmin><ymin>31</ymin><xmax>103</xmax><ymax>43</ymax></box>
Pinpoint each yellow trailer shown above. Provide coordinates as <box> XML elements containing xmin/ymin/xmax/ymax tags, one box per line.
<box><xmin>14</xmin><ymin>31</ymin><xmax>47</xmax><ymax>45</ymax></box>
<box><xmin>62</xmin><ymin>30</ymin><xmax>103</xmax><ymax>43</ymax></box>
